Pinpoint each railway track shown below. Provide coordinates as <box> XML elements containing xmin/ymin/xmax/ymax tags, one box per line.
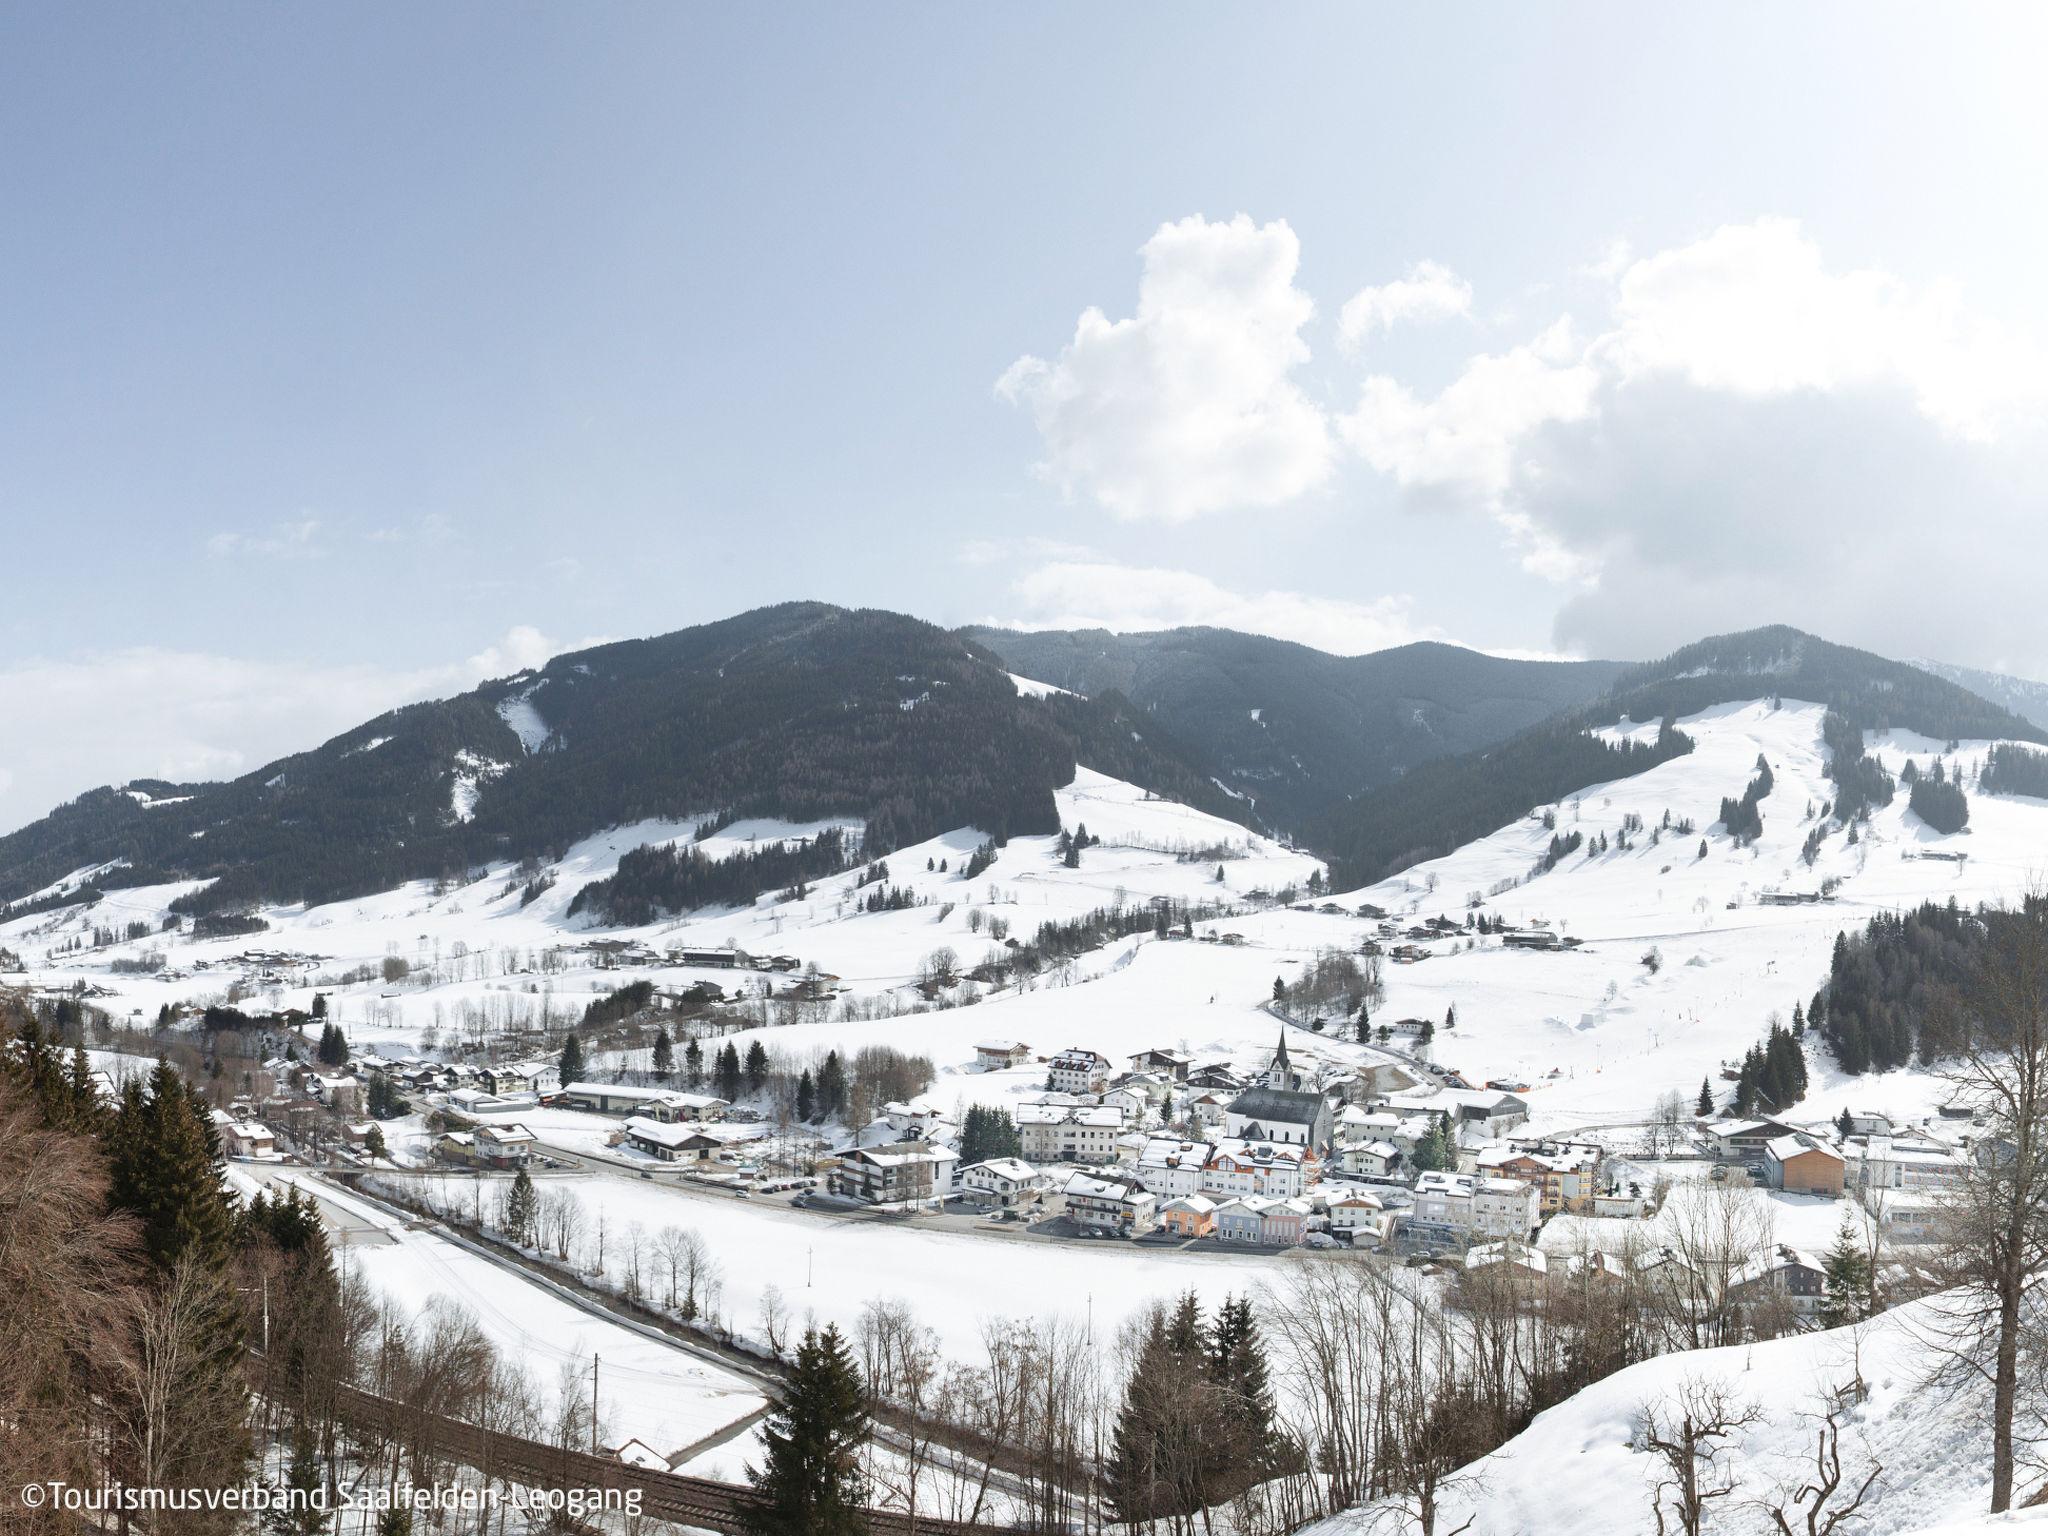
<box><xmin>312</xmin><ymin>1372</ymin><xmax>997</xmax><ymax>1535</ymax></box>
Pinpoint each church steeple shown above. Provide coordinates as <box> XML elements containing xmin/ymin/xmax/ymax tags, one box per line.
<box><xmin>1266</xmin><ymin>1028</ymin><xmax>1295</xmax><ymax>1089</ymax></box>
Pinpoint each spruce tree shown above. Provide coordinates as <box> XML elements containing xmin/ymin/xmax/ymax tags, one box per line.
<box><xmin>504</xmin><ymin>1167</ymin><xmax>538</xmax><ymax>1244</ymax></box>
<box><xmin>818</xmin><ymin>1050</ymin><xmax>847</xmax><ymax>1119</ymax></box>
<box><xmin>652</xmin><ymin>1027</ymin><xmax>674</xmax><ymax>1080</ymax></box>
<box><xmin>559</xmin><ymin>1031</ymin><xmax>586</xmax><ymax>1086</ymax></box>
<box><xmin>1819</xmin><ymin>1215</ymin><xmax>1873</xmax><ymax>1328</ymax></box>
<box><xmin>745</xmin><ymin>1040</ymin><xmax>770</xmax><ymax>1094</ymax></box>
<box><xmin>1697</xmin><ymin>1078</ymin><xmax>1714</xmax><ymax>1118</ymax></box>
<box><xmin>717</xmin><ymin>1041</ymin><xmax>743</xmax><ymax>1103</ymax></box>
<box><xmin>796</xmin><ymin>1068</ymin><xmax>816</xmax><ymax>1122</ymax></box>
<box><xmin>1209</xmin><ymin>1294</ymin><xmax>1286</xmax><ymax>1486</ymax></box>
<box><xmin>745</xmin><ymin>1324</ymin><xmax>870</xmax><ymax>1535</ymax></box>
<box><xmin>685</xmin><ymin>1036</ymin><xmax>704</xmax><ymax>1088</ymax></box>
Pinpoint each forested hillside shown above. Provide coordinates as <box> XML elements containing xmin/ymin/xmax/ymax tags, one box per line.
<box><xmin>0</xmin><ymin>604</ymin><xmax>1245</xmax><ymax>914</ymax></box>
<box><xmin>961</xmin><ymin>625</ymin><xmax>1626</xmax><ymax>829</ymax></box>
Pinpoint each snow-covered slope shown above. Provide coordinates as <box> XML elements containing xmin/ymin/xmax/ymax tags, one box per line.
<box><xmin>1305</xmin><ymin>1290</ymin><xmax>2006</xmax><ymax>1536</ymax></box>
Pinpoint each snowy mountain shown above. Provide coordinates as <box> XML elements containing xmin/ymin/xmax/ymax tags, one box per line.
<box><xmin>1313</xmin><ymin>624</ymin><xmax>2047</xmax><ymax>886</ymax></box>
<box><xmin>1911</xmin><ymin>657</ymin><xmax>2048</xmax><ymax>733</ymax></box>
<box><xmin>0</xmin><ymin>603</ymin><xmax>1246</xmax><ymax>913</ymax></box>
<box><xmin>961</xmin><ymin>624</ymin><xmax>1627</xmax><ymax>830</ymax></box>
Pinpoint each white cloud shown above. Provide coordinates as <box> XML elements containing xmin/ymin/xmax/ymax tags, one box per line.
<box><xmin>1340</xmin><ymin>318</ymin><xmax>1601</xmax><ymax>505</ymax></box>
<box><xmin>1599</xmin><ymin>217</ymin><xmax>2033</xmax><ymax>441</ymax></box>
<box><xmin>0</xmin><ymin>625</ymin><xmax>587</xmax><ymax>834</ymax></box>
<box><xmin>1337</xmin><ymin>259</ymin><xmax>1473</xmax><ymax>349</ymax></box>
<box><xmin>994</xmin><ymin>559</ymin><xmax>1435</xmax><ymax>656</ymax></box>
<box><xmin>955</xmin><ymin>535</ymin><xmax>1099</xmax><ymax>568</ymax></box>
<box><xmin>206</xmin><ymin>517</ymin><xmax>324</xmax><ymax>559</ymax></box>
<box><xmin>996</xmin><ymin>213</ymin><xmax>1334</xmax><ymax>523</ymax></box>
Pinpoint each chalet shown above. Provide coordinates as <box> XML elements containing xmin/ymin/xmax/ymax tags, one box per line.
<box><xmin>672</xmin><ymin>948</ymin><xmax>740</xmax><ymax>969</ymax></box>
<box><xmin>1464</xmin><ymin>1241</ymin><xmax>1549</xmax><ymax>1283</ymax></box>
<box><xmin>958</xmin><ymin>1157</ymin><xmax>1048</xmax><ymax>1210</ymax></box>
<box><xmin>221</xmin><ymin>1120</ymin><xmax>276</xmax><ymax>1159</ymax></box>
<box><xmin>622</xmin><ymin>1117</ymin><xmax>722</xmax><ymax>1163</ymax></box>
<box><xmin>1730</xmin><ymin>1245</ymin><xmax>1827</xmax><ymax>1317</ymax></box>
<box><xmin>1477</xmin><ymin>1141</ymin><xmax>1602</xmax><ymax>1214</ymax></box>
<box><xmin>1062</xmin><ymin>1172</ymin><xmax>1155</xmax><ymax>1235</ymax></box>
<box><xmin>1157</xmin><ymin>1194</ymin><xmax>1217</xmax><ymax>1238</ymax></box>
<box><xmin>1126</xmin><ymin>1048</ymin><xmax>1192</xmax><ymax>1082</ymax></box>
<box><xmin>1101</xmin><ymin>1085</ymin><xmax>1155</xmax><ymax>1124</ymax></box>
<box><xmin>435</xmin><ymin>1123</ymin><xmax>535</xmax><ymax>1170</ymax></box>
<box><xmin>829</xmin><ymin>1142</ymin><xmax>958</xmax><ymax>1205</ymax></box>
<box><xmin>1324</xmin><ymin>1190</ymin><xmax>1392</xmax><ymax>1244</ymax></box>
<box><xmin>1187</xmin><ymin>1091</ymin><xmax>1231</xmax><ymax>1129</ymax></box>
<box><xmin>1223</xmin><ymin>1086</ymin><xmax>1332</xmax><ymax>1150</ymax></box>
<box><xmin>1186</xmin><ymin>1063</ymin><xmax>1246</xmax><ymax>1092</ymax></box>
<box><xmin>1202</xmin><ymin>1138</ymin><xmax>1317</xmax><ymax>1201</ymax></box>
<box><xmin>479</xmin><ymin>1060</ymin><xmax>560</xmax><ymax>1097</ymax></box>
<box><xmin>1713</xmin><ymin>1119</ymin><xmax>1800</xmax><ymax>1160</ymax></box>
<box><xmin>1763</xmin><ymin>1134</ymin><xmax>1846</xmax><ymax>1196</ymax></box>
<box><xmin>310</xmin><ymin>1073</ymin><xmax>362</xmax><ymax>1112</ymax></box>
<box><xmin>975</xmin><ymin>1040</ymin><xmax>1034</xmax><ymax>1071</ymax></box>
<box><xmin>1047</xmin><ymin>1048</ymin><xmax>1112</xmax><ymax>1095</ymax></box>
<box><xmin>1382</xmin><ymin>1087</ymin><xmax>1528</xmax><ymax>1135</ymax></box>
<box><xmin>1018</xmin><ymin>1103</ymin><xmax>1125</xmax><ymax>1165</ymax></box>
<box><xmin>1336</xmin><ymin>1139</ymin><xmax>1404</xmax><ymax>1178</ymax></box>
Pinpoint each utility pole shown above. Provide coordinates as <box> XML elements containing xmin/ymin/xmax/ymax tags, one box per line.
<box><xmin>590</xmin><ymin>1354</ymin><xmax>600</xmax><ymax>1453</ymax></box>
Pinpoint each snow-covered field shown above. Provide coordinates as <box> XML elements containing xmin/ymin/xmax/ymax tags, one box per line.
<box><xmin>240</xmin><ymin>1171</ymin><xmax>766</xmax><ymax>1461</ymax></box>
<box><xmin>394</xmin><ymin>1167</ymin><xmax>1298</xmax><ymax>1364</ymax></box>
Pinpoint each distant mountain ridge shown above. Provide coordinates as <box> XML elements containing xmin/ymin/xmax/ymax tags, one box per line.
<box><xmin>958</xmin><ymin>625</ymin><xmax>1628</xmax><ymax>831</ymax></box>
<box><xmin>1310</xmin><ymin>624</ymin><xmax>2048</xmax><ymax>886</ymax></box>
<box><xmin>1908</xmin><ymin>657</ymin><xmax>2048</xmax><ymax>733</ymax></box>
<box><xmin>0</xmin><ymin>603</ymin><xmax>1246</xmax><ymax>913</ymax></box>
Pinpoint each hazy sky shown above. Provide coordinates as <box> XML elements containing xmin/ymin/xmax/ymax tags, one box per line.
<box><xmin>5</xmin><ymin>4</ymin><xmax>2048</xmax><ymax>830</ymax></box>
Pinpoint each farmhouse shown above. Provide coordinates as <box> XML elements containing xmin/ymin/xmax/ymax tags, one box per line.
<box><xmin>1126</xmin><ymin>1047</ymin><xmax>1192</xmax><ymax>1082</ymax></box>
<box><xmin>1047</xmin><ymin>1047</ymin><xmax>1112</xmax><ymax>1095</ymax></box>
<box><xmin>974</xmin><ymin>1040</ymin><xmax>1033</xmax><ymax>1071</ymax></box>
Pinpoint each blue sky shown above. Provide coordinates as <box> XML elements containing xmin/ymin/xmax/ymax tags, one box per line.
<box><xmin>4</xmin><ymin>4</ymin><xmax>2047</xmax><ymax>828</ymax></box>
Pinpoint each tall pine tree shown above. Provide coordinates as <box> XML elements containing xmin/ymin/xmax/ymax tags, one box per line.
<box><xmin>745</xmin><ymin>1324</ymin><xmax>870</xmax><ymax>1535</ymax></box>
